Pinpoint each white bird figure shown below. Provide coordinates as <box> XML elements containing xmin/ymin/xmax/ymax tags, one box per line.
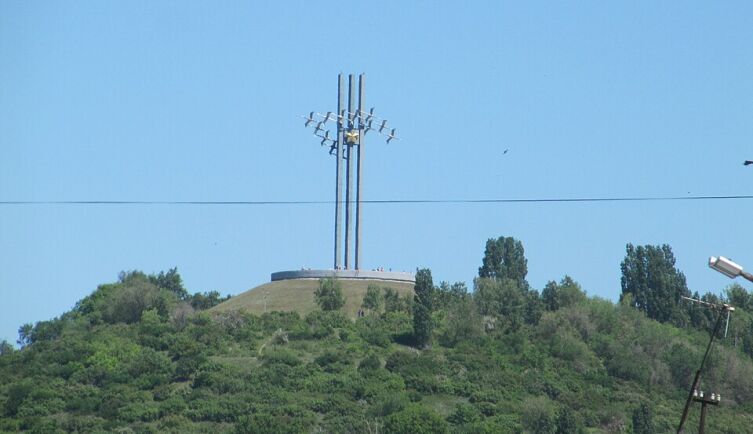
<box><xmin>320</xmin><ymin>131</ymin><xmax>330</xmax><ymax>146</ymax></box>
<box><xmin>304</xmin><ymin>112</ymin><xmax>315</xmax><ymax>127</ymax></box>
<box><xmin>386</xmin><ymin>128</ymin><xmax>397</xmax><ymax>143</ymax></box>
<box><xmin>364</xmin><ymin>108</ymin><xmax>375</xmax><ymax>123</ymax></box>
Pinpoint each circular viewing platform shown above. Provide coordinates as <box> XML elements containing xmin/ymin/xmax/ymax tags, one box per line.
<box><xmin>271</xmin><ymin>269</ymin><xmax>415</xmax><ymax>283</ymax></box>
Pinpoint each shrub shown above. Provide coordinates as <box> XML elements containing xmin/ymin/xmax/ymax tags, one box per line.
<box><xmin>4</xmin><ymin>379</ymin><xmax>33</xmax><ymax>416</ymax></box>
<box><xmin>102</xmin><ymin>276</ymin><xmax>177</xmax><ymax>324</ymax></box>
<box><xmin>262</xmin><ymin>350</ymin><xmax>301</xmax><ymax>367</ymax></box>
<box><xmin>447</xmin><ymin>403</ymin><xmax>481</xmax><ymax>425</ymax></box>
<box><xmin>298</xmin><ymin>310</ymin><xmax>351</xmax><ymax>340</ymax></box>
<box><xmin>438</xmin><ymin>297</ymin><xmax>483</xmax><ymax>347</ymax></box>
<box><xmin>315</xmin><ymin>278</ymin><xmax>346</xmax><ymax>311</ymax></box>
<box><xmin>383</xmin><ymin>405</ymin><xmax>449</xmax><ymax>434</ymax></box>
<box><xmin>521</xmin><ymin>396</ymin><xmax>556</xmax><ymax>434</ymax></box>
<box><xmin>368</xmin><ymin>393</ymin><xmax>410</xmax><ymax>417</ymax></box>
<box><xmin>358</xmin><ymin>316</ymin><xmax>392</xmax><ymax>348</ymax></box>
<box><xmin>358</xmin><ymin>354</ymin><xmax>381</xmax><ymax>373</ymax></box>
<box><xmin>362</xmin><ymin>284</ymin><xmax>384</xmax><ymax>313</ymax></box>
<box><xmin>236</xmin><ymin>413</ymin><xmax>296</xmax><ymax>434</ymax></box>
<box><xmin>314</xmin><ymin>350</ymin><xmax>352</xmax><ymax>373</ymax></box>
<box><xmin>384</xmin><ymin>288</ymin><xmax>403</xmax><ymax>313</ymax></box>
<box><xmin>235</xmin><ymin>405</ymin><xmax>315</xmax><ymax>434</ymax></box>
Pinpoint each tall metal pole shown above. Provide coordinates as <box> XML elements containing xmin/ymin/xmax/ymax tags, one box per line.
<box><xmin>302</xmin><ymin>74</ymin><xmax>399</xmax><ymax>271</ymax></box>
<box><xmin>677</xmin><ymin>307</ymin><xmax>727</xmax><ymax>433</ymax></box>
<box><xmin>334</xmin><ymin>74</ymin><xmax>345</xmax><ymax>270</ymax></box>
<box><xmin>355</xmin><ymin>74</ymin><xmax>365</xmax><ymax>270</ymax></box>
<box><xmin>699</xmin><ymin>402</ymin><xmax>708</xmax><ymax>434</ymax></box>
<box><xmin>344</xmin><ymin>74</ymin><xmax>356</xmax><ymax>269</ymax></box>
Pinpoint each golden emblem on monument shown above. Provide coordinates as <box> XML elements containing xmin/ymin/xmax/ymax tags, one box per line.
<box><xmin>345</xmin><ymin>130</ymin><xmax>359</xmax><ymax>144</ymax></box>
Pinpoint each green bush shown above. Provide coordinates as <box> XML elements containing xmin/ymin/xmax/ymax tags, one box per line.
<box><xmin>447</xmin><ymin>403</ymin><xmax>482</xmax><ymax>425</ymax></box>
<box><xmin>314</xmin><ymin>350</ymin><xmax>352</xmax><ymax>373</ymax></box>
<box><xmin>235</xmin><ymin>405</ymin><xmax>315</xmax><ymax>434</ymax></box>
<box><xmin>358</xmin><ymin>354</ymin><xmax>381</xmax><ymax>373</ymax></box>
<box><xmin>385</xmin><ymin>351</ymin><xmax>445</xmax><ymax>393</ymax></box>
<box><xmin>4</xmin><ymin>379</ymin><xmax>33</xmax><ymax>416</ymax></box>
<box><xmin>368</xmin><ymin>393</ymin><xmax>410</xmax><ymax>417</ymax></box>
<box><xmin>521</xmin><ymin>396</ymin><xmax>556</xmax><ymax>434</ymax></box>
<box><xmin>102</xmin><ymin>274</ymin><xmax>177</xmax><ymax>324</ymax></box>
<box><xmin>358</xmin><ymin>316</ymin><xmax>392</xmax><ymax>347</ymax></box>
<box><xmin>315</xmin><ymin>278</ymin><xmax>346</xmax><ymax>311</ymax></box>
<box><xmin>383</xmin><ymin>404</ymin><xmax>449</xmax><ymax>434</ymax></box>
<box><xmin>262</xmin><ymin>350</ymin><xmax>301</xmax><ymax>367</ymax></box>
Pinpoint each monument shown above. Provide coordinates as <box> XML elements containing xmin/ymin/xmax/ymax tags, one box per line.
<box><xmin>271</xmin><ymin>74</ymin><xmax>414</xmax><ymax>284</ymax></box>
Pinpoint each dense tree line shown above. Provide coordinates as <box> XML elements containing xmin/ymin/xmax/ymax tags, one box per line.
<box><xmin>2</xmin><ymin>241</ymin><xmax>753</xmax><ymax>433</ymax></box>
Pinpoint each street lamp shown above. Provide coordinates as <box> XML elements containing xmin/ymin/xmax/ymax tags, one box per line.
<box><xmin>676</xmin><ymin>256</ymin><xmax>741</xmax><ymax>433</ymax></box>
<box><xmin>709</xmin><ymin>256</ymin><xmax>753</xmax><ymax>282</ymax></box>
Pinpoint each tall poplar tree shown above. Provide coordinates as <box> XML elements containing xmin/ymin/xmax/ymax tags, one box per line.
<box><xmin>620</xmin><ymin>243</ymin><xmax>690</xmax><ymax>325</ymax></box>
<box><xmin>413</xmin><ymin>268</ymin><xmax>434</xmax><ymax>348</ymax></box>
<box><xmin>478</xmin><ymin>236</ymin><xmax>528</xmax><ymax>288</ymax></box>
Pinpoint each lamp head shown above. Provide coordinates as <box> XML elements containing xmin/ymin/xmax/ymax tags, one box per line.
<box><xmin>709</xmin><ymin>256</ymin><xmax>743</xmax><ymax>279</ymax></box>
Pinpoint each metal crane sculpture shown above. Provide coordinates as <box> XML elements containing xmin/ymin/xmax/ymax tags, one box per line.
<box><xmin>302</xmin><ymin>74</ymin><xmax>399</xmax><ymax>271</ymax></box>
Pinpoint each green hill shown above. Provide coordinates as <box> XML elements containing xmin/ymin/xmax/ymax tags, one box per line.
<box><xmin>3</xmin><ymin>264</ymin><xmax>753</xmax><ymax>433</ymax></box>
<box><xmin>211</xmin><ymin>279</ymin><xmax>414</xmax><ymax>318</ymax></box>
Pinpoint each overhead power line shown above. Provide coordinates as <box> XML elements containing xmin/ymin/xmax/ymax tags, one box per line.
<box><xmin>2</xmin><ymin>194</ymin><xmax>753</xmax><ymax>206</ymax></box>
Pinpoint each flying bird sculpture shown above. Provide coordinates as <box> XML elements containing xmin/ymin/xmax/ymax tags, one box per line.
<box><xmin>386</xmin><ymin>128</ymin><xmax>397</xmax><ymax>144</ymax></box>
<box><xmin>304</xmin><ymin>112</ymin><xmax>315</xmax><ymax>127</ymax></box>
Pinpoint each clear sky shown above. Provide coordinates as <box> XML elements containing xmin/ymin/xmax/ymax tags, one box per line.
<box><xmin>2</xmin><ymin>1</ymin><xmax>753</xmax><ymax>344</ymax></box>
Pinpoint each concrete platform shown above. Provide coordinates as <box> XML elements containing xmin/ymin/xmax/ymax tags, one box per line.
<box><xmin>271</xmin><ymin>269</ymin><xmax>415</xmax><ymax>283</ymax></box>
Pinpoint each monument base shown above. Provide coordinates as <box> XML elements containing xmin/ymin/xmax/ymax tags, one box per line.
<box><xmin>271</xmin><ymin>269</ymin><xmax>415</xmax><ymax>283</ymax></box>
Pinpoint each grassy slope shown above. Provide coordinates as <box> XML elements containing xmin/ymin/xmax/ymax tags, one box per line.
<box><xmin>211</xmin><ymin>279</ymin><xmax>415</xmax><ymax>318</ymax></box>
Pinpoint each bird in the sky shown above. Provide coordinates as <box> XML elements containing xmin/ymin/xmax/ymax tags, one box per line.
<box><xmin>502</xmin><ymin>149</ymin><xmax>509</xmax><ymax>155</ymax></box>
<box><xmin>744</xmin><ymin>160</ymin><xmax>753</xmax><ymax>166</ymax></box>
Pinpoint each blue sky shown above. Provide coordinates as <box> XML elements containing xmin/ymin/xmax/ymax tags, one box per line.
<box><xmin>2</xmin><ymin>1</ymin><xmax>753</xmax><ymax>343</ymax></box>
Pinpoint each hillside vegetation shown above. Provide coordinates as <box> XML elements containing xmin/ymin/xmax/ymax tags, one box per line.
<box><xmin>2</xmin><ymin>238</ymin><xmax>753</xmax><ymax>433</ymax></box>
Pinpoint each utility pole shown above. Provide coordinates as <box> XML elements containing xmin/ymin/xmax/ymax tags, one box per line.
<box><xmin>676</xmin><ymin>297</ymin><xmax>734</xmax><ymax>433</ymax></box>
<box><xmin>303</xmin><ymin>74</ymin><xmax>399</xmax><ymax>271</ymax></box>
<box><xmin>692</xmin><ymin>389</ymin><xmax>721</xmax><ymax>434</ymax></box>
